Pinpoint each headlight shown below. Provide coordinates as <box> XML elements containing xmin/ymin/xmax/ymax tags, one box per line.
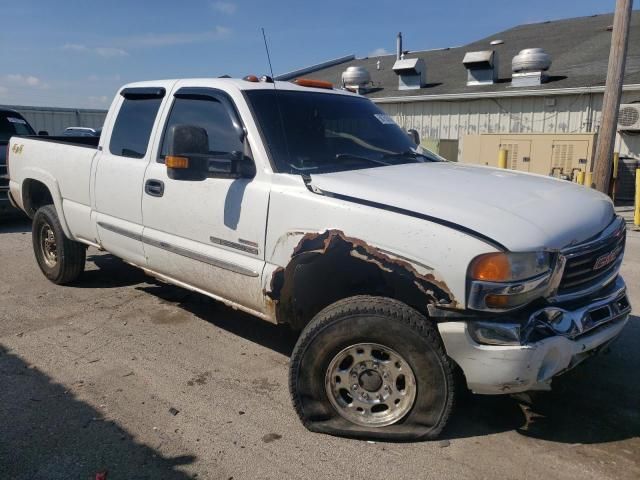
<box><xmin>468</xmin><ymin>251</ymin><xmax>554</xmax><ymax>311</ymax></box>
<box><xmin>469</xmin><ymin>252</ymin><xmax>551</xmax><ymax>282</ymax></box>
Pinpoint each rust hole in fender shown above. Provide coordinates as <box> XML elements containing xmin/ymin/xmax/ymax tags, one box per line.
<box><xmin>265</xmin><ymin>229</ymin><xmax>456</xmax><ymax>328</ymax></box>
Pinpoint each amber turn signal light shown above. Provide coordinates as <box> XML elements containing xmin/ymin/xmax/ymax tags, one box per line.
<box><xmin>166</xmin><ymin>155</ymin><xmax>189</xmax><ymax>169</ymax></box>
<box><xmin>469</xmin><ymin>253</ymin><xmax>511</xmax><ymax>281</ymax></box>
<box><xmin>294</xmin><ymin>78</ymin><xmax>333</xmax><ymax>89</ymax></box>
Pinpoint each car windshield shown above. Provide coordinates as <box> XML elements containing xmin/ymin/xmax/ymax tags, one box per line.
<box><xmin>246</xmin><ymin>89</ymin><xmax>443</xmax><ymax>174</ymax></box>
<box><xmin>0</xmin><ymin>112</ymin><xmax>35</xmax><ymax>143</ymax></box>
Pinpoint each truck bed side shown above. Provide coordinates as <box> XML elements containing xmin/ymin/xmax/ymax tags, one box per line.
<box><xmin>8</xmin><ymin>135</ymin><xmax>99</xmax><ymax>239</ymax></box>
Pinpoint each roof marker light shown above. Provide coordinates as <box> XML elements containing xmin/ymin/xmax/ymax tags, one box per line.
<box><xmin>243</xmin><ymin>75</ymin><xmax>259</xmax><ymax>82</ymax></box>
<box><xmin>293</xmin><ymin>78</ymin><xmax>333</xmax><ymax>89</ymax></box>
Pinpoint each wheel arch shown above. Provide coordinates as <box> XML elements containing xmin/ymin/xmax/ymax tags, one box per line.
<box><xmin>21</xmin><ymin>171</ymin><xmax>71</xmax><ymax>237</ymax></box>
<box><xmin>265</xmin><ymin>229</ymin><xmax>458</xmax><ymax>330</ymax></box>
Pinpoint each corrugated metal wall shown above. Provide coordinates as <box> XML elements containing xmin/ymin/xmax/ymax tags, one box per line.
<box><xmin>0</xmin><ymin>105</ymin><xmax>107</xmax><ymax>136</ymax></box>
<box><xmin>379</xmin><ymin>91</ymin><xmax>640</xmax><ymax>160</ymax></box>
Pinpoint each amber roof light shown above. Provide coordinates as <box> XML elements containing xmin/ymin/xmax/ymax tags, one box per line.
<box><xmin>293</xmin><ymin>78</ymin><xmax>333</xmax><ymax>89</ymax></box>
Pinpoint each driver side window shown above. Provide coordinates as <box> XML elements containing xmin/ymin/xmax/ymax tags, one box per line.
<box><xmin>159</xmin><ymin>96</ymin><xmax>244</xmax><ymax>162</ymax></box>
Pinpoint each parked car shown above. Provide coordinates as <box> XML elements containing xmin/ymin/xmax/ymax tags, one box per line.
<box><xmin>7</xmin><ymin>77</ymin><xmax>630</xmax><ymax>440</ymax></box>
<box><xmin>62</xmin><ymin>126</ymin><xmax>101</xmax><ymax>137</ymax></box>
<box><xmin>1</xmin><ymin>108</ymin><xmax>37</xmax><ymax>217</ymax></box>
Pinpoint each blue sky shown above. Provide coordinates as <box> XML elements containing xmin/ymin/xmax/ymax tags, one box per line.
<box><xmin>0</xmin><ymin>0</ymin><xmax>620</xmax><ymax>108</ymax></box>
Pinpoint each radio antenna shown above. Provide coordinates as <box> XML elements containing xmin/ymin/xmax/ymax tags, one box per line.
<box><xmin>261</xmin><ymin>27</ymin><xmax>296</xmax><ymax>176</ymax></box>
<box><xmin>261</xmin><ymin>28</ymin><xmax>276</xmax><ymax>80</ymax></box>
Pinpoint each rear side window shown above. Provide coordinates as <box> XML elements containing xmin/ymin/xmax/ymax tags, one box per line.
<box><xmin>159</xmin><ymin>96</ymin><xmax>243</xmax><ymax>160</ymax></box>
<box><xmin>109</xmin><ymin>97</ymin><xmax>162</xmax><ymax>158</ymax></box>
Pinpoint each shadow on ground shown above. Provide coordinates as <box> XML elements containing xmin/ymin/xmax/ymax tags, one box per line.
<box><xmin>0</xmin><ymin>344</ymin><xmax>196</xmax><ymax>480</ymax></box>
<box><xmin>77</xmin><ymin>254</ymin><xmax>150</xmax><ymax>289</ymax></box>
<box><xmin>87</xmin><ymin>253</ymin><xmax>640</xmax><ymax>445</ymax></box>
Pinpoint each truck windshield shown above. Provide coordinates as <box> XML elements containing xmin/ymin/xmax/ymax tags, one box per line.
<box><xmin>246</xmin><ymin>90</ymin><xmax>442</xmax><ymax>174</ymax></box>
<box><xmin>0</xmin><ymin>112</ymin><xmax>35</xmax><ymax>143</ymax></box>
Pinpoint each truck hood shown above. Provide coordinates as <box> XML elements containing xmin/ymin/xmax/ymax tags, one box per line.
<box><xmin>310</xmin><ymin>162</ymin><xmax>615</xmax><ymax>251</ymax></box>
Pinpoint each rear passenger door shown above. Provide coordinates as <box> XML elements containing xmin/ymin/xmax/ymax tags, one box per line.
<box><xmin>93</xmin><ymin>87</ymin><xmax>166</xmax><ymax>265</ymax></box>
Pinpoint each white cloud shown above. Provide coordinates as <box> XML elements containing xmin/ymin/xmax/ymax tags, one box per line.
<box><xmin>212</xmin><ymin>1</ymin><xmax>237</xmax><ymax>14</ymax></box>
<box><xmin>3</xmin><ymin>74</ymin><xmax>48</xmax><ymax>89</ymax></box>
<box><xmin>0</xmin><ymin>85</ymin><xmax>8</xmax><ymax>96</ymax></box>
<box><xmin>63</xmin><ymin>43</ymin><xmax>129</xmax><ymax>58</ymax></box>
<box><xmin>369</xmin><ymin>48</ymin><xmax>389</xmax><ymax>57</ymax></box>
<box><xmin>123</xmin><ymin>26</ymin><xmax>231</xmax><ymax>48</ymax></box>
<box><xmin>95</xmin><ymin>47</ymin><xmax>129</xmax><ymax>58</ymax></box>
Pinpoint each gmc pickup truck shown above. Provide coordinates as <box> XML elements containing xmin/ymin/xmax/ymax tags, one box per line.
<box><xmin>7</xmin><ymin>77</ymin><xmax>631</xmax><ymax>440</ymax></box>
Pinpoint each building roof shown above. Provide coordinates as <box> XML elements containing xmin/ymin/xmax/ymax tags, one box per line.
<box><xmin>288</xmin><ymin>11</ymin><xmax>640</xmax><ymax>99</ymax></box>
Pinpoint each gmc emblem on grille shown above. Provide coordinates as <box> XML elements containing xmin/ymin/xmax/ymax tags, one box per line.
<box><xmin>593</xmin><ymin>245</ymin><xmax>623</xmax><ymax>270</ymax></box>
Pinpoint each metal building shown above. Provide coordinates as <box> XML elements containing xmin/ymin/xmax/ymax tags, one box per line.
<box><xmin>0</xmin><ymin>104</ymin><xmax>107</xmax><ymax>136</ymax></box>
<box><xmin>280</xmin><ymin>12</ymin><xmax>640</xmax><ymax>166</ymax></box>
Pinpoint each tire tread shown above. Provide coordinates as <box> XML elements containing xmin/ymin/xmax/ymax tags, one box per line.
<box><xmin>33</xmin><ymin>204</ymin><xmax>86</xmax><ymax>285</ymax></box>
<box><xmin>289</xmin><ymin>295</ymin><xmax>454</xmax><ymax>440</ymax></box>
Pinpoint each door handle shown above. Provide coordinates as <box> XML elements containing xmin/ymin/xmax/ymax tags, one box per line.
<box><xmin>144</xmin><ymin>179</ymin><xmax>165</xmax><ymax>197</ymax></box>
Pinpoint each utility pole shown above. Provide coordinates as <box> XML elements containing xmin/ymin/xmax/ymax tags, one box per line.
<box><xmin>592</xmin><ymin>0</ymin><xmax>633</xmax><ymax>193</ymax></box>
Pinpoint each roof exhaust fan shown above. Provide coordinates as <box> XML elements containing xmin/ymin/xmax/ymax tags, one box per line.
<box><xmin>341</xmin><ymin>66</ymin><xmax>372</xmax><ymax>94</ymax></box>
<box><xmin>392</xmin><ymin>57</ymin><xmax>426</xmax><ymax>90</ymax></box>
<box><xmin>462</xmin><ymin>50</ymin><xmax>498</xmax><ymax>86</ymax></box>
<box><xmin>511</xmin><ymin>48</ymin><xmax>552</xmax><ymax>87</ymax></box>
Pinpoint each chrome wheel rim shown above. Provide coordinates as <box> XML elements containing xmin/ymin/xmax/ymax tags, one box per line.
<box><xmin>325</xmin><ymin>343</ymin><xmax>417</xmax><ymax>427</ymax></box>
<box><xmin>39</xmin><ymin>223</ymin><xmax>57</xmax><ymax>267</ymax></box>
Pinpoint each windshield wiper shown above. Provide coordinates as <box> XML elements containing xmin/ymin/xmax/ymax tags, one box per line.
<box><xmin>335</xmin><ymin>153</ymin><xmax>390</xmax><ymax>166</ymax></box>
<box><xmin>381</xmin><ymin>150</ymin><xmax>433</xmax><ymax>163</ymax></box>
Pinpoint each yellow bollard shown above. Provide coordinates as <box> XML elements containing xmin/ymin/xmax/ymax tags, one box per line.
<box><xmin>635</xmin><ymin>168</ymin><xmax>640</xmax><ymax>228</ymax></box>
<box><xmin>576</xmin><ymin>171</ymin><xmax>585</xmax><ymax>185</ymax></box>
<box><xmin>612</xmin><ymin>152</ymin><xmax>620</xmax><ymax>200</ymax></box>
<box><xmin>498</xmin><ymin>149</ymin><xmax>508</xmax><ymax>169</ymax></box>
<box><xmin>585</xmin><ymin>172</ymin><xmax>593</xmax><ymax>188</ymax></box>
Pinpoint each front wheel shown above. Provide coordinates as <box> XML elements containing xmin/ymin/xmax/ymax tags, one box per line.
<box><xmin>289</xmin><ymin>296</ymin><xmax>455</xmax><ymax>441</ymax></box>
<box><xmin>32</xmin><ymin>205</ymin><xmax>86</xmax><ymax>284</ymax></box>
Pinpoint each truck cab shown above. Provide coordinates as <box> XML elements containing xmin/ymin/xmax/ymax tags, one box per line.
<box><xmin>7</xmin><ymin>77</ymin><xmax>631</xmax><ymax>440</ymax></box>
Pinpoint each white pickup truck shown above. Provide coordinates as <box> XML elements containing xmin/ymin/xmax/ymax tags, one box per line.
<box><xmin>7</xmin><ymin>77</ymin><xmax>631</xmax><ymax>440</ymax></box>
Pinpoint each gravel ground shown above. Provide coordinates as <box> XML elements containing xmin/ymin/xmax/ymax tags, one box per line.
<box><xmin>0</xmin><ymin>216</ymin><xmax>638</xmax><ymax>480</ymax></box>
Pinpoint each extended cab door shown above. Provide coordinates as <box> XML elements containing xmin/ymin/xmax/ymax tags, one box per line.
<box><xmin>141</xmin><ymin>86</ymin><xmax>270</xmax><ymax>313</ymax></box>
<box><xmin>93</xmin><ymin>86</ymin><xmax>167</xmax><ymax>265</ymax></box>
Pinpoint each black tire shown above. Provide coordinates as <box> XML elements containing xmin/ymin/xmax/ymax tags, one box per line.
<box><xmin>289</xmin><ymin>295</ymin><xmax>454</xmax><ymax>441</ymax></box>
<box><xmin>32</xmin><ymin>204</ymin><xmax>86</xmax><ymax>284</ymax></box>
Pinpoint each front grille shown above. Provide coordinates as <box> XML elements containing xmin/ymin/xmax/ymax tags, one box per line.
<box><xmin>558</xmin><ymin>225</ymin><xmax>626</xmax><ymax>295</ymax></box>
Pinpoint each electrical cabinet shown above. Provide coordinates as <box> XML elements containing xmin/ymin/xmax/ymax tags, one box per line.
<box><xmin>461</xmin><ymin>133</ymin><xmax>597</xmax><ymax>180</ymax></box>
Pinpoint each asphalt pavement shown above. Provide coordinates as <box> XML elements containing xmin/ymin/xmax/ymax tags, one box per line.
<box><xmin>1</xmin><ymin>216</ymin><xmax>638</xmax><ymax>480</ymax></box>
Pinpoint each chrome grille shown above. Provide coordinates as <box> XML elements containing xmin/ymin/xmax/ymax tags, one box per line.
<box><xmin>557</xmin><ymin>219</ymin><xmax>626</xmax><ymax>296</ymax></box>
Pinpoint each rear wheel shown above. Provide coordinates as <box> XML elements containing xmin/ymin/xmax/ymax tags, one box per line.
<box><xmin>32</xmin><ymin>205</ymin><xmax>86</xmax><ymax>284</ymax></box>
<box><xmin>289</xmin><ymin>295</ymin><xmax>455</xmax><ymax>441</ymax></box>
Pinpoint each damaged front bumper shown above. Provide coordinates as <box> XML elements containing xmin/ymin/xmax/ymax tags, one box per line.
<box><xmin>437</xmin><ymin>276</ymin><xmax>631</xmax><ymax>394</ymax></box>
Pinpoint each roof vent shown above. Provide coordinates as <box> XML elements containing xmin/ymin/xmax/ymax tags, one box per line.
<box><xmin>462</xmin><ymin>50</ymin><xmax>498</xmax><ymax>86</ymax></box>
<box><xmin>341</xmin><ymin>66</ymin><xmax>372</xmax><ymax>93</ymax></box>
<box><xmin>511</xmin><ymin>48</ymin><xmax>552</xmax><ymax>87</ymax></box>
<box><xmin>490</xmin><ymin>39</ymin><xmax>504</xmax><ymax>46</ymax></box>
<box><xmin>392</xmin><ymin>58</ymin><xmax>426</xmax><ymax>90</ymax></box>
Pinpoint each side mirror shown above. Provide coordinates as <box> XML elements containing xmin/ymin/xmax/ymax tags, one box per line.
<box><xmin>166</xmin><ymin>124</ymin><xmax>253</xmax><ymax>180</ymax></box>
<box><xmin>407</xmin><ymin>129</ymin><xmax>420</xmax><ymax>145</ymax></box>
<box><xmin>166</xmin><ymin>124</ymin><xmax>210</xmax><ymax>181</ymax></box>
<box><xmin>38</xmin><ymin>130</ymin><xmax>49</xmax><ymax>136</ymax></box>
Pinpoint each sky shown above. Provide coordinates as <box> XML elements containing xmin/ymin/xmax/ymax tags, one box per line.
<box><xmin>0</xmin><ymin>0</ymin><xmax>622</xmax><ymax>108</ymax></box>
